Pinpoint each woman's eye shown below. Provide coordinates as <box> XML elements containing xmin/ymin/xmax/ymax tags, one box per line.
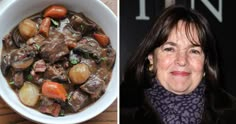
<box><xmin>163</xmin><ymin>47</ymin><xmax>174</xmax><ymax>52</ymax></box>
<box><xmin>190</xmin><ymin>49</ymin><xmax>201</xmax><ymax>54</ymax></box>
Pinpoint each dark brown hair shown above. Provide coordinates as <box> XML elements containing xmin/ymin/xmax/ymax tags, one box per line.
<box><xmin>122</xmin><ymin>5</ymin><xmax>219</xmax><ymax>90</ymax></box>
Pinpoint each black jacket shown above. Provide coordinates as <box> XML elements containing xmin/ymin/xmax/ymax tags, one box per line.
<box><xmin>120</xmin><ymin>83</ymin><xmax>236</xmax><ymax>124</ymax></box>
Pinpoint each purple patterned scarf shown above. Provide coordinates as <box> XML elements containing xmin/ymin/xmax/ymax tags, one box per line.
<box><xmin>144</xmin><ymin>79</ymin><xmax>205</xmax><ymax>124</ymax></box>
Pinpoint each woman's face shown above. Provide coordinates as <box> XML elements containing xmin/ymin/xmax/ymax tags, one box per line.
<box><xmin>148</xmin><ymin>21</ymin><xmax>205</xmax><ymax>95</ymax></box>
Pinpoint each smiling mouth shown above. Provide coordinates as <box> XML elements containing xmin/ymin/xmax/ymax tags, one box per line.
<box><xmin>171</xmin><ymin>71</ymin><xmax>190</xmax><ymax>76</ymax></box>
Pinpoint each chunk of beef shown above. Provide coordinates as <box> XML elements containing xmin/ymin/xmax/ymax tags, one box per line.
<box><xmin>38</xmin><ymin>97</ymin><xmax>61</xmax><ymax>117</ymax></box>
<box><xmin>36</xmin><ymin>30</ymin><xmax>68</xmax><ymax>63</ymax></box>
<box><xmin>63</xmin><ymin>24</ymin><xmax>82</xmax><ymax>42</ymax></box>
<box><xmin>96</xmin><ymin>68</ymin><xmax>112</xmax><ymax>84</ymax></box>
<box><xmin>73</xmin><ymin>37</ymin><xmax>103</xmax><ymax>62</ymax></box>
<box><xmin>32</xmin><ymin>59</ymin><xmax>47</xmax><ymax>73</ymax></box>
<box><xmin>70</xmin><ymin>13</ymin><xmax>97</xmax><ymax>35</ymax></box>
<box><xmin>40</xmin><ymin>40</ymin><xmax>69</xmax><ymax>63</ymax></box>
<box><xmin>26</xmin><ymin>34</ymin><xmax>45</xmax><ymax>45</ymax></box>
<box><xmin>48</xmin><ymin>29</ymin><xmax>65</xmax><ymax>41</ymax></box>
<box><xmin>80</xmin><ymin>75</ymin><xmax>105</xmax><ymax>99</ymax></box>
<box><xmin>44</xmin><ymin>64</ymin><xmax>67</xmax><ymax>82</ymax></box>
<box><xmin>68</xmin><ymin>89</ymin><xmax>89</xmax><ymax>112</ymax></box>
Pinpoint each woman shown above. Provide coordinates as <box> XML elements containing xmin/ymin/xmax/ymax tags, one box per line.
<box><xmin>120</xmin><ymin>5</ymin><xmax>236</xmax><ymax>124</ymax></box>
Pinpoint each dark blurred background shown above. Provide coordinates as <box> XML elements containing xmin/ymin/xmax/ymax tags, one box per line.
<box><xmin>120</xmin><ymin>0</ymin><xmax>236</xmax><ymax>96</ymax></box>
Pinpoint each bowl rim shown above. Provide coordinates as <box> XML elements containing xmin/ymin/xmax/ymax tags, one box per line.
<box><xmin>0</xmin><ymin>0</ymin><xmax>118</xmax><ymax>123</ymax></box>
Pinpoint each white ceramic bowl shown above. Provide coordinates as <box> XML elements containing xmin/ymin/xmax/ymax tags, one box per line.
<box><xmin>0</xmin><ymin>0</ymin><xmax>117</xmax><ymax>123</ymax></box>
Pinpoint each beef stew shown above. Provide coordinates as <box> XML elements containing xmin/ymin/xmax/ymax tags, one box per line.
<box><xmin>1</xmin><ymin>5</ymin><xmax>116</xmax><ymax>117</ymax></box>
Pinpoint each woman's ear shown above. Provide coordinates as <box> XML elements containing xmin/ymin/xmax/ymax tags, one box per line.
<box><xmin>148</xmin><ymin>54</ymin><xmax>153</xmax><ymax>65</ymax></box>
<box><xmin>148</xmin><ymin>54</ymin><xmax>154</xmax><ymax>71</ymax></box>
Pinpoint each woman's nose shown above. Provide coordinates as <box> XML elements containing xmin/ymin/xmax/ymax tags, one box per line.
<box><xmin>175</xmin><ymin>51</ymin><xmax>187</xmax><ymax>66</ymax></box>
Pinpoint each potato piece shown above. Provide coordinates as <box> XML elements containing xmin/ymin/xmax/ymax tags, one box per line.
<box><xmin>69</xmin><ymin>63</ymin><xmax>91</xmax><ymax>84</ymax></box>
<box><xmin>18</xmin><ymin>19</ymin><xmax>37</xmax><ymax>40</ymax></box>
<box><xmin>19</xmin><ymin>82</ymin><xmax>39</xmax><ymax>106</ymax></box>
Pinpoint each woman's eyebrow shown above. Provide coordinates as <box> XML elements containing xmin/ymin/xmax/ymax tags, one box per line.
<box><xmin>190</xmin><ymin>44</ymin><xmax>201</xmax><ymax>48</ymax></box>
<box><xmin>163</xmin><ymin>41</ymin><xmax>202</xmax><ymax>49</ymax></box>
<box><xmin>163</xmin><ymin>41</ymin><xmax>177</xmax><ymax>46</ymax></box>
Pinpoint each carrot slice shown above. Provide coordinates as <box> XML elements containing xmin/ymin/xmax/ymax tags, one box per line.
<box><xmin>93</xmin><ymin>33</ymin><xmax>110</xmax><ymax>47</ymax></box>
<box><xmin>42</xmin><ymin>81</ymin><xmax>67</xmax><ymax>101</ymax></box>
<box><xmin>39</xmin><ymin>17</ymin><xmax>51</xmax><ymax>37</ymax></box>
<box><xmin>44</xmin><ymin>5</ymin><xmax>67</xmax><ymax>19</ymax></box>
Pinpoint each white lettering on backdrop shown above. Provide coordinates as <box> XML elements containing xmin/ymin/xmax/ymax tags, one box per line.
<box><xmin>136</xmin><ymin>0</ymin><xmax>150</xmax><ymax>20</ymax></box>
<box><xmin>136</xmin><ymin>0</ymin><xmax>223</xmax><ymax>22</ymax></box>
